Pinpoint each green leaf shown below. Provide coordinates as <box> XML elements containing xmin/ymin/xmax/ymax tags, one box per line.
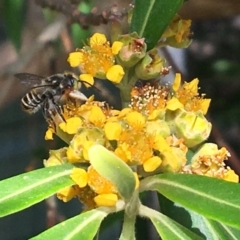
<box><xmin>88</xmin><ymin>145</ymin><xmax>136</xmax><ymax>201</ymax></box>
<box><xmin>2</xmin><ymin>0</ymin><xmax>25</xmax><ymax>50</ymax></box>
<box><xmin>31</xmin><ymin>209</ymin><xmax>108</xmax><ymax>240</ymax></box>
<box><xmin>158</xmin><ymin>193</ymin><xmax>216</xmax><ymax>239</ymax></box>
<box><xmin>139</xmin><ymin>205</ymin><xmax>203</xmax><ymax>240</ymax></box>
<box><xmin>140</xmin><ymin>173</ymin><xmax>240</xmax><ymax>229</ymax></box>
<box><xmin>0</xmin><ymin>164</ymin><xmax>74</xmax><ymax>217</ymax></box>
<box><xmin>130</xmin><ymin>0</ymin><xmax>184</xmax><ymax>50</ymax></box>
<box><xmin>206</xmin><ymin>219</ymin><xmax>240</xmax><ymax>240</ymax></box>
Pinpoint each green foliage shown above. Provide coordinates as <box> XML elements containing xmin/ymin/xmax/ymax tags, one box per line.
<box><xmin>140</xmin><ymin>205</ymin><xmax>203</xmax><ymax>240</ymax></box>
<box><xmin>31</xmin><ymin>209</ymin><xmax>108</xmax><ymax>240</ymax></box>
<box><xmin>2</xmin><ymin>0</ymin><xmax>25</xmax><ymax>51</ymax></box>
<box><xmin>130</xmin><ymin>0</ymin><xmax>184</xmax><ymax>50</ymax></box>
<box><xmin>0</xmin><ymin>164</ymin><xmax>74</xmax><ymax>217</ymax></box>
<box><xmin>141</xmin><ymin>173</ymin><xmax>240</xmax><ymax>229</ymax></box>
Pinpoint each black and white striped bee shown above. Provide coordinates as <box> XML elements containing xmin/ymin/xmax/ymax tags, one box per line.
<box><xmin>15</xmin><ymin>72</ymin><xmax>88</xmax><ymax>127</ymax></box>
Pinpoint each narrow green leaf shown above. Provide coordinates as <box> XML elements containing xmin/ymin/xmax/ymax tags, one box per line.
<box><xmin>88</xmin><ymin>145</ymin><xmax>135</xmax><ymax>201</ymax></box>
<box><xmin>31</xmin><ymin>209</ymin><xmax>108</xmax><ymax>240</ymax></box>
<box><xmin>2</xmin><ymin>0</ymin><xmax>25</xmax><ymax>50</ymax></box>
<box><xmin>140</xmin><ymin>173</ymin><xmax>240</xmax><ymax>229</ymax></box>
<box><xmin>130</xmin><ymin>0</ymin><xmax>184</xmax><ymax>49</ymax></box>
<box><xmin>139</xmin><ymin>205</ymin><xmax>203</xmax><ymax>240</ymax></box>
<box><xmin>158</xmin><ymin>193</ymin><xmax>217</xmax><ymax>239</ymax></box>
<box><xmin>0</xmin><ymin>164</ymin><xmax>74</xmax><ymax>217</ymax></box>
<box><xmin>206</xmin><ymin>219</ymin><xmax>240</xmax><ymax>240</ymax></box>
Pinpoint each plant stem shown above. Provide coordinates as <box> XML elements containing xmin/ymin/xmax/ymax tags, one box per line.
<box><xmin>119</xmin><ymin>212</ymin><xmax>136</xmax><ymax>240</ymax></box>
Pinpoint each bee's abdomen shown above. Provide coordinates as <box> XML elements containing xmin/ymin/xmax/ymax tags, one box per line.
<box><xmin>21</xmin><ymin>91</ymin><xmax>44</xmax><ymax>114</ymax></box>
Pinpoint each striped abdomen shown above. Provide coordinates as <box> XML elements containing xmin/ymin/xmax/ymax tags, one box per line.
<box><xmin>21</xmin><ymin>91</ymin><xmax>45</xmax><ymax>114</ymax></box>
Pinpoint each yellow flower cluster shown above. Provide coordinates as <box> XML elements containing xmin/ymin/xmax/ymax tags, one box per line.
<box><xmin>44</xmin><ymin>74</ymin><xmax>238</xmax><ymax>209</ymax></box>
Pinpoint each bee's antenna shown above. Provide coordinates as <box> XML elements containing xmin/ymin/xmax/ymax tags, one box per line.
<box><xmin>79</xmin><ymin>80</ymin><xmax>101</xmax><ymax>93</ymax></box>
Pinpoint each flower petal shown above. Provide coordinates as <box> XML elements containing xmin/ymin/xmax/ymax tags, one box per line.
<box><xmin>45</xmin><ymin>129</ymin><xmax>54</xmax><ymax>140</ymax></box>
<box><xmin>80</xmin><ymin>74</ymin><xmax>94</xmax><ymax>86</ymax></box>
<box><xmin>112</xmin><ymin>41</ymin><xmax>123</xmax><ymax>54</ymax></box>
<box><xmin>67</xmin><ymin>52</ymin><xmax>83</xmax><ymax>67</ymax></box>
<box><xmin>172</xmin><ymin>73</ymin><xmax>181</xmax><ymax>92</ymax></box>
<box><xmin>57</xmin><ymin>186</ymin><xmax>77</xmax><ymax>202</ymax></box>
<box><xmin>70</xmin><ymin>167</ymin><xmax>88</xmax><ymax>188</ymax></box>
<box><xmin>106</xmin><ymin>65</ymin><xmax>124</xmax><ymax>83</ymax></box>
<box><xmin>143</xmin><ymin>156</ymin><xmax>162</xmax><ymax>172</ymax></box>
<box><xmin>90</xmin><ymin>33</ymin><xmax>107</xmax><ymax>47</ymax></box>
<box><xmin>166</xmin><ymin>97</ymin><xmax>183</xmax><ymax>111</ymax></box>
<box><xmin>94</xmin><ymin>193</ymin><xmax>118</xmax><ymax>207</ymax></box>
<box><xmin>104</xmin><ymin>121</ymin><xmax>122</xmax><ymax>140</ymax></box>
<box><xmin>59</xmin><ymin>117</ymin><xmax>82</xmax><ymax>135</ymax></box>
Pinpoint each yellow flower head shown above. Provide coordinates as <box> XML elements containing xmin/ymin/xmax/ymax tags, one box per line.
<box><xmin>182</xmin><ymin>143</ymin><xmax>238</xmax><ymax>182</ymax></box>
<box><xmin>173</xmin><ymin>74</ymin><xmax>211</xmax><ymax>114</ymax></box>
<box><xmin>67</xmin><ymin>33</ymin><xmax>124</xmax><ymax>84</ymax></box>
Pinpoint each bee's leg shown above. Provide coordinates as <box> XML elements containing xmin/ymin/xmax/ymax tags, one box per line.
<box><xmin>42</xmin><ymin>92</ymin><xmax>65</xmax><ymax>130</ymax></box>
<box><xmin>54</xmin><ymin>103</ymin><xmax>66</xmax><ymax>123</ymax></box>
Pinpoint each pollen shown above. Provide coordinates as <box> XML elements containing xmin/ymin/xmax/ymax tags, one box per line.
<box><xmin>87</xmin><ymin>166</ymin><xmax>117</xmax><ymax>194</ymax></box>
<box><xmin>130</xmin><ymin>84</ymin><xmax>169</xmax><ymax>115</ymax></box>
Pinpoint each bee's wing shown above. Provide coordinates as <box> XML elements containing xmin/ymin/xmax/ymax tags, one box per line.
<box><xmin>14</xmin><ymin>73</ymin><xmax>45</xmax><ymax>87</ymax></box>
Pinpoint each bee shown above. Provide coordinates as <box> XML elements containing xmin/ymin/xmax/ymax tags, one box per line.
<box><xmin>15</xmin><ymin>72</ymin><xmax>88</xmax><ymax>127</ymax></box>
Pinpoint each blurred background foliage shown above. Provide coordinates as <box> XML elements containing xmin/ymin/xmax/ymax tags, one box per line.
<box><xmin>0</xmin><ymin>0</ymin><xmax>240</xmax><ymax>239</ymax></box>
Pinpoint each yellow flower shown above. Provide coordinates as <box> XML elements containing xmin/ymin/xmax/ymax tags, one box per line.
<box><xmin>89</xmin><ymin>106</ymin><xmax>106</xmax><ymax>126</ymax></box>
<box><xmin>173</xmin><ymin>74</ymin><xmax>211</xmax><ymax>115</ymax></box>
<box><xmin>67</xmin><ymin>33</ymin><xmax>124</xmax><ymax>84</ymax></box>
<box><xmin>182</xmin><ymin>143</ymin><xmax>237</xmax><ymax>181</ymax></box>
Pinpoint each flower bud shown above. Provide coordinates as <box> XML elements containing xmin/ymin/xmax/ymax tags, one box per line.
<box><xmin>44</xmin><ymin>148</ymin><xmax>67</xmax><ymax>167</ymax></box>
<box><xmin>117</xmin><ymin>32</ymin><xmax>147</xmax><ymax>67</ymax></box>
<box><xmin>172</xmin><ymin>110</ymin><xmax>212</xmax><ymax>148</ymax></box>
<box><xmin>135</xmin><ymin>48</ymin><xmax>165</xmax><ymax>80</ymax></box>
<box><xmin>145</xmin><ymin>119</ymin><xmax>170</xmax><ymax>138</ymax></box>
